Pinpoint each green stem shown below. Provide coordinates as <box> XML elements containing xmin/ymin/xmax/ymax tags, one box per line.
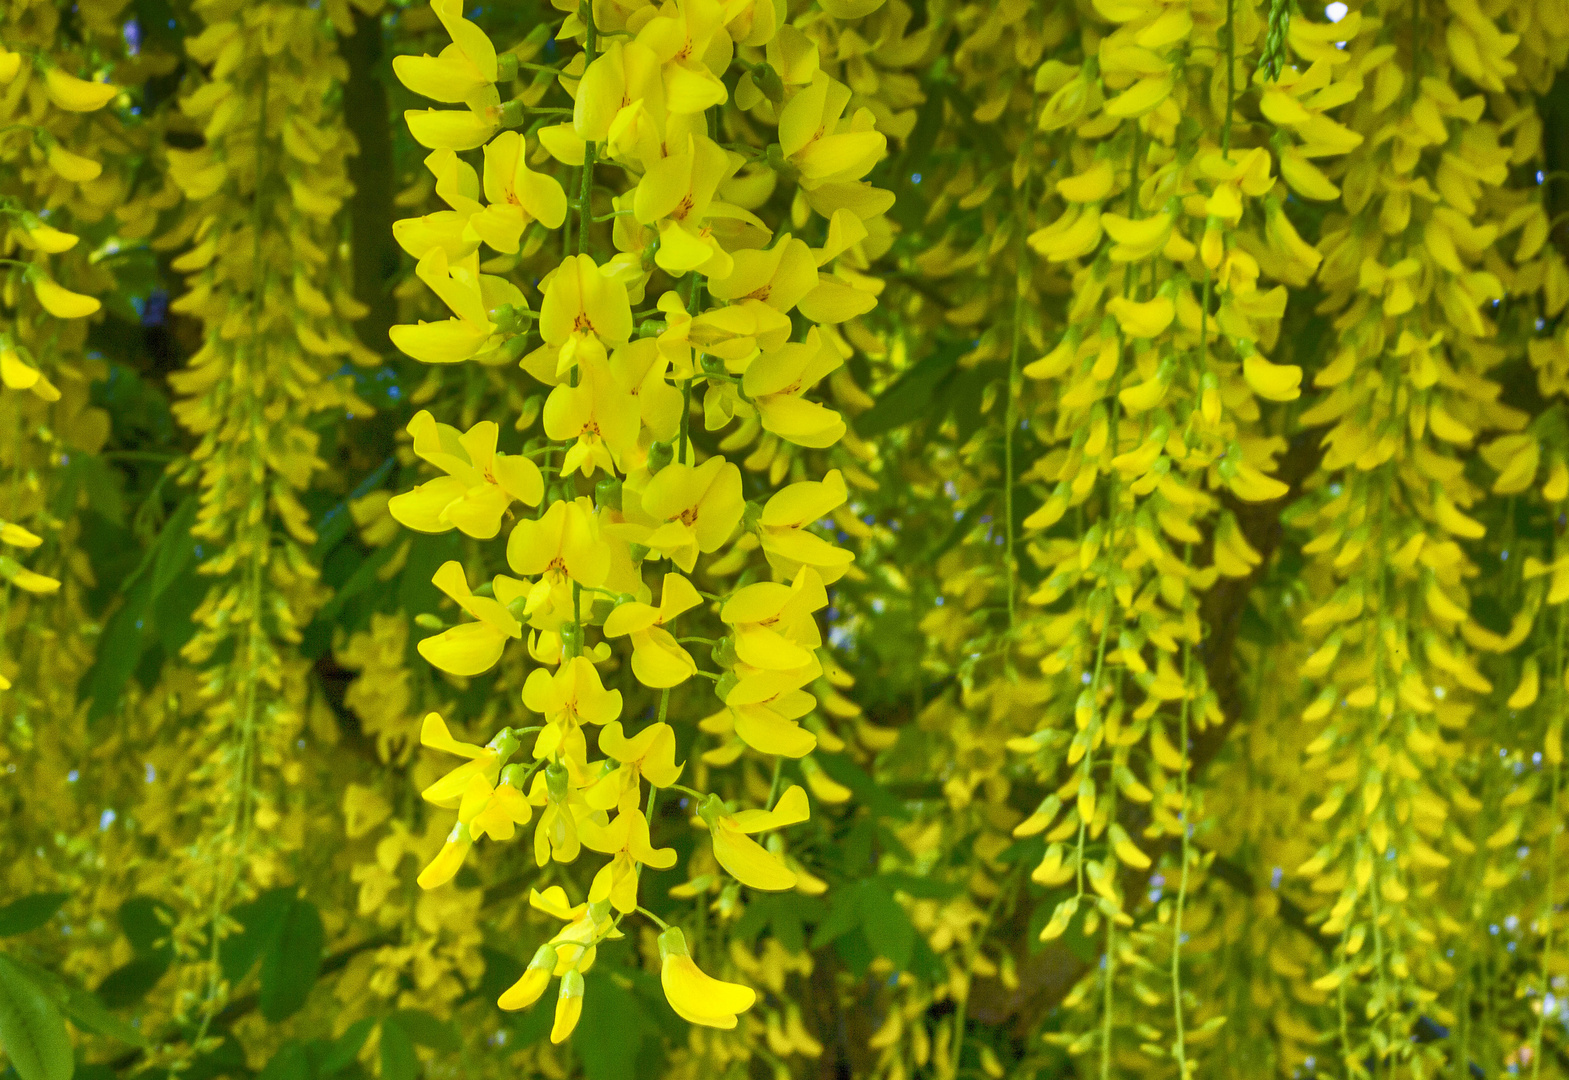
<box><xmin>636</xmin><ymin>906</ymin><xmax>670</xmax><ymax>930</ymax></box>
<box><xmin>1531</xmin><ymin>606</ymin><xmax>1567</xmax><ymax>1080</ymax></box>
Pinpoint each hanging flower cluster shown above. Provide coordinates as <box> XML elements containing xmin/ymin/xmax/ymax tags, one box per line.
<box><xmin>386</xmin><ymin>0</ymin><xmax>887</xmax><ymax>1042</ymax></box>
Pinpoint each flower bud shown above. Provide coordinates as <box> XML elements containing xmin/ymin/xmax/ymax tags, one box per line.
<box><xmin>646</xmin><ymin>439</ymin><xmax>674</xmax><ymax>474</ymax></box>
<box><xmin>594</xmin><ymin>476</ymin><xmax>623</xmax><ymax>511</ymax></box>
<box><xmin>755</xmin><ymin>63</ymin><xmax>784</xmax><ymax>103</ymax></box>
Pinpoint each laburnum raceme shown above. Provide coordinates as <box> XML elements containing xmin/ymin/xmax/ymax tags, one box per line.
<box><xmin>385</xmin><ymin>0</ymin><xmax>887</xmax><ymax>1046</ymax></box>
<box><xmin>0</xmin><ymin>28</ymin><xmax>118</xmax><ymax>626</ymax></box>
<box><xmin>155</xmin><ymin>0</ymin><xmax>377</xmax><ymax>1008</ymax></box>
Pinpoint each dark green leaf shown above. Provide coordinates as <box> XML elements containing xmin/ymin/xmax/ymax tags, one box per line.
<box><xmin>257</xmin><ymin>1042</ymin><xmax>311</xmax><ymax>1080</ymax></box>
<box><xmin>0</xmin><ymin>896</ymin><xmax>69</xmax><ymax>938</ymax></box>
<box><xmin>80</xmin><ymin>572</ymin><xmax>155</xmax><ymax>726</ymax></box>
<box><xmin>312</xmin><ymin>457</ymin><xmax>395</xmax><ymax>561</ymax></box>
<box><xmin>388</xmin><ymin>1012</ymin><xmax>458</xmax><ymax>1053</ymax></box>
<box><xmin>0</xmin><ymin>954</ymin><xmax>74</xmax><ymax>1080</ymax></box>
<box><xmin>181</xmin><ymin>1033</ymin><xmax>246</xmax><ymax>1080</ymax></box>
<box><xmin>831</xmin><ymin>927</ymin><xmax>874</xmax><ymax>976</ymax></box>
<box><xmin>501</xmin><ymin>994</ymin><xmax>554</xmax><ymax>1050</ymax></box>
<box><xmin>320</xmin><ymin>1018</ymin><xmax>376</xmax><ymax>1076</ymax></box>
<box><xmin>220</xmin><ymin>888</ymin><xmax>295</xmax><ymax>985</ymax></box>
<box><xmin>807</xmin><ymin>889</ymin><xmax>861</xmax><ymax>950</ymax></box>
<box><xmin>856</xmin><ymin>883</ymin><xmax>916</xmax><ymax>972</ymax></box>
<box><xmin>259</xmin><ymin>898</ymin><xmax>324</xmax><ymax>1022</ymax></box>
<box><xmin>82</xmin><ymin>497</ymin><xmax>200</xmax><ymax>724</ymax></box>
<box><xmin>149</xmin><ymin>497</ymin><xmax>199</xmax><ymax>598</ymax></box>
<box><xmin>93</xmin><ymin>957</ymin><xmax>169</xmax><ymax>1012</ymax></box>
<box><xmin>875</xmin><ymin>873</ymin><xmax>965</xmax><ymax>901</ymax></box>
<box><xmin>853</xmin><ymin>343</ymin><xmax>963</xmax><ymax>438</ymax></box>
<box><xmin>474</xmin><ymin>948</ymin><xmax>523</xmax><ymax>1009</ymax></box>
<box><xmin>118</xmin><ymin>897</ymin><xmax>175</xmax><ymax>956</ymax></box>
<box><xmin>5</xmin><ymin>957</ymin><xmax>148</xmax><ymax>1049</ymax></box>
<box><xmin>576</xmin><ymin>975</ymin><xmax>642</xmax><ymax>1080</ymax></box>
<box><xmin>815</xmin><ymin>755</ymin><xmax>907</xmax><ymax>820</ymax></box>
<box><xmin>378</xmin><ymin>1018</ymin><xmax>417</xmax><ymax>1080</ymax></box>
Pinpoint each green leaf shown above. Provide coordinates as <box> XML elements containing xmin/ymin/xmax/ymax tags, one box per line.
<box><xmin>0</xmin><ymin>896</ymin><xmax>69</xmax><ymax>938</ymax></box>
<box><xmin>856</xmin><ymin>883</ymin><xmax>915</xmax><ymax>972</ymax></box>
<box><xmin>81</xmin><ymin>496</ymin><xmax>200</xmax><ymax>724</ymax></box>
<box><xmin>259</xmin><ymin>897</ymin><xmax>324</xmax><ymax>1022</ymax></box>
<box><xmin>4</xmin><ymin>957</ymin><xmax>147</xmax><ymax>1049</ymax></box>
<box><xmin>378</xmin><ymin>1017</ymin><xmax>417</xmax><ymax>1080</ymax></box>
<box><xmin>257</xmin><ymin>1042</ymin><xmax>311</xmax><ymax>1080</ymax></box>
<box><xmin>0</xmin><ymin>954</ymin><xmax>74</xmax><ymax>1080</ymax></box>
<box><xmin>320</xmin><ymin>1018</ymin><xmax>376</xmax><ymax>1076</ymax></box>
<box><xmin>220</xmin><ymin>888</ymin><xmax>294</xmax><ymax>985</ymax></box>
<box><xmin>312</xmin><ymin>457</ymin><xmax>395</xmax><ymax>561</ymax></box>
<box><xmin>117</xmin><ymin>897</ymin><xmax>175</xmax><ymax>956</ymax></box>
<box><xmin>388</xmin><ymin>1011</ymin><xmax>458</xmax><ymax>1053</ymax></box>
<box><xmin>807</xmin><ymin>889</ymin><xmax>861</xmax><ymax>950</ymax></box>
<box><xmin>875</xmin><ymin>873</ymin><xmax>965</xmax><ymax>901</ymax></box>
<box><xmin>149</xmin><ymin>497</ymin><xmax>199</xmax><ymax>597</ymax></box>
<box><xmin>576</xmin><ymin>974</ymin><xmax>642</xmax><ymax>1080</ymax></box>
<box><xmin>93</xmin><ymin>956</ymin><xmax>169</xmax><ymax>1012</ymax></box>
<box><xmin>853</xmin><ymin>343</ymin><xmax>963</xmax><ymax>439</ymax></box>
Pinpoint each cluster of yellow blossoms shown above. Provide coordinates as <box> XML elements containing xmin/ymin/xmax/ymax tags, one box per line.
<box><xmin>10</xmin><ymin>0</ymin><xmax>1569</xmax><ymax>1075</ymax></box>
<box><xmin>0</xmin><ymin>19</ymin><xmax>120</xmax><ymax>620</ymax></box>
<box><xmin>384</xmin><ymin>0</ymin><xmax>883</xmax><ymax>1043</ymax></box>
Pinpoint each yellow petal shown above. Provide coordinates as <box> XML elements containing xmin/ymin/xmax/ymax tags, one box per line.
<box><xmin>45</xmin><ymin>68</ymin><xmax>119</xmax><ymax>111</ymax></box>
<box><xmin>32</xmin><ymin>276</ymin><xmax>100</xmax><ymax>319</ymax></box>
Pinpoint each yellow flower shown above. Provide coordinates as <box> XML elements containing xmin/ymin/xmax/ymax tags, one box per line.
<box><xmin>721</xmin><ymin>567</ymin><xmax>827</xmax><ymax>669</ymax></box>
<box><xmin>574</xmin><ymin>41</ymin><xmax>666</xmax><ymax>145</ymax></box>
<box><xmin>742</xmin><ymin>331</ymin><xmax>846</xmax><ymax>448</ymax></box>
<box><xmin>531</xmin><ymin>762</ymin><xmax>587</xmax><ymax>866</ymax></box>
<box><xmin>632</xmin><ymin>134</ymin><xmax>757</xmax><ymax>277</ymax></box>
<box><xmin>396</xmin><ymin>0</ymin><xmax>502</xmax><ymax>150</ymax></box>
<box><xmin>611</xmin><ymin>339</ymin><xmax>685</xmax><ymax>437</ymax></box>
<box><xmin>13</xmin><ymin>221</ymin><xmax>79</xmax><ymax>254</ymax></box>
<box><xmin>523</xmin><ymin>656</ymin><xmax>624</xmax><ymax>759</ymax></box>
<box><xmin>777</xmin><ymin>72</ymin><xmax>885</xmax><ymax>186</ymax></box>
<box><xmin>699</xmin><ymin>784</ymin><xmax>810</xmax><ymax>891</ymax></box>
<box><xmin>404</xmin><ymin>107</ymin><xmax>498</xmax><ymax>151</ymax></box>
<box><xmin>417</xmin><ymin>772</ymin><xmax>530</xmax><ymax>889</ymax></box>
<box><xmin>587</xmin><ymin>721</ymin><xmax>684</xmax><ymax>811</ymax></box>
<box><xmin>506</xmin><ymin>497</ymin><xmax>612</xmax><ymax>627</ymax></box>
<box><xmin>757</xmin><ymin>470</ymin><xmax>854</xmax><ymax>583</ymax></box>
<box><xmin>44</xmin><ymin>143</ymin><xmax>102</xmax><ymax>183</ymax></box>
<box><xmin>499</xmin><ymin>943</ymin><xmax>559</xmax><ymax>1011</ymax></box>
<box><xmin>32</xmin><ymin>274</ymin><xmax>100</xmax><ymax>319</ymax></box>
<box><xmin>528</xmin><ymin>254</ymin><xmax>634</xmax><ymax>382</ymax></box>
<box><xmin>393</xmin><ymin>0</ymin><xmax>499</xmax><ymax>105</ymax></box>
<box><xmin>417</xmin><ymin>712</ymin><xmax>520</xmax><ymax>807</ymax></box>
<box><xmin>1</xmin><ymin>348</ymin><xmax>60</xmax><ymax>402</ymax></box>
<box><xmin>1</xmin><ymin>560</ymin><xmax>60</xmax><ymax>595</ymax></box>
<box><xmin>635</xmin><ymin>457</ymin><xmax>744</xmax><ymax>572</ymax></box>
<box><xmin>658</xmin><ymin>926</ymin><xmax>757</xmax><ymax>1029</ymax></box>
<box><xmin>389</xmin><ymin>411</ymin><xmax>543</xmax><ymax>538</ymax></box>
<box><xmin>725</xmin><ymin>663</ymin><xmax>821</xmax><ymax>758</ymax></box>
<box><xmin>543</xmin><ymin>354</ymin><xmax>640</xmax><ymax>478</ymax></box>
<box><xmin>552</xmin><ymin>969</ymin><xmax>585</xmax><ymax>1043</ymax></box>
<box><xmin>707</xmin><ymin>235</ymin><xmax>820</xmax><ymax>331</ymax></box>
<box><xmin>44</xmin><ymin>67</ymin><xmax>119</xmax><ymax>111</ymax></box>
<box><xmin>581</xmin><ymin>806</ymin><xmax>678</xmax><ymax>912</ymax></box>
<box><xmin>469</xmin><ymin>131</ymin><xmax>569</xmax><ymax>253</ymax></box>
<box><xmin>390</xmin><ymin>248</ymin><xmax>520</xmax><ymax>363</ymax></box>
<box><xmin>636</xmin><ymin>1</ymin><xmax>730</xmax><ymax>114</ymax></box>
<box><xmin>602</xmin><ymin>573</ymin><xmax>703</xmax><ymax>687</ymax></box>
<box><xmin>393</xmin><ymin>149</ymin><xmax>483</xmax><ymax>260</ymax></box>
<box><xmin>415</xmin><ymin>561</ymin><xmax>526</xmax><ymax>676</ymax></box>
